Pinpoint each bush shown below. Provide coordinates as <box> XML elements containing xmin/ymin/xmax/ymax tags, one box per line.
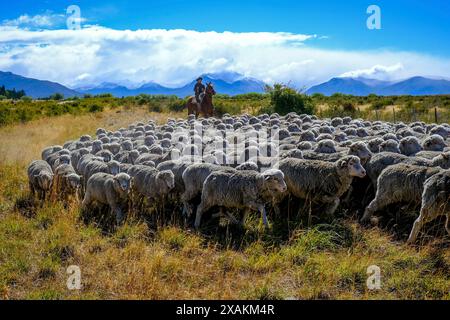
<box><xmin>49</xmin><ymin>93</ymin><xmax>64</xmax><ymax>101</ymax></box>
<box><xmin>268</xmin><ymin>84</ymin><xmax>315</xmax><ymax>115</ymax></box>
<box><xmin>88</xmin><ymin>104</ymin><xmax>104</xmax><ymax>113</ymax></box>
<box><xmin>168</xmin><ymin>99</ymin><xmax>187</xmax><ymax>112</ymax></box>
<box><xmin>0</xmin><ymin>95</ymin><xmax>7</xmax><ymax>100</ymax></box>
<box><xmin>20</xmin><ymin>96</ymin><xmax>32</xmax><ymax>102</ymax></box>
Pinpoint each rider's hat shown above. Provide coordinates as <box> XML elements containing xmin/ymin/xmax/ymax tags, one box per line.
<box><xmin>196</xmin><ymin>77</ymin><xmax>203</xmax><ymax>81</ymax></box>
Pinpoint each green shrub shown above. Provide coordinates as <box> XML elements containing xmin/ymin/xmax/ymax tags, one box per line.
<box><xmin>20</xmin><ymin>96</ymin><xmax>32</xmax><ymax>102</ymax></box>
<box><xmin>168</xmin><ymin>99</ymin><xmax>187</xmax><ymax>112</ymax></box>
<box><xmin>49</xmin><ymin>93</ymin><xmax>64</xmax><ymax>100</ymax></box>
<box><xmin>88</xmin><ymin>104</ymin><xmax>104</xmax><ymax>113</ymax></box>
<box><xmin>268</xmin><ymin>84</ymin><xmax>315</xmax><ymax>115</ymax></box>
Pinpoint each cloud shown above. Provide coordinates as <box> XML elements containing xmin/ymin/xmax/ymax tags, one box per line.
<box><xmin>2</xmin><ymin>13</ymin><xmax>66</xmax><ymax>29</ymax></box>
<box><xmin>0</xmin><ymin>26</ymin><xmax>449</xmax><ymax>89</ymax></box>
<box><xmin>339</xmin><ymin>63</ymin><xmax>404</xmax><ymax>80</ymax></box>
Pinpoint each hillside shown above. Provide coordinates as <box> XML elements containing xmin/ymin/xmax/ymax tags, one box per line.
<box><xmin>0</xmin><ymin>71</ymin><xmax>80</xmax><ymax>99</ymax></box>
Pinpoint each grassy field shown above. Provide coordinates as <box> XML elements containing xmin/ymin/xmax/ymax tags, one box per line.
<box><xmin>0</xmin><ymin>103</ymin><xmax>449</xmax><ymax>300</ymax></box>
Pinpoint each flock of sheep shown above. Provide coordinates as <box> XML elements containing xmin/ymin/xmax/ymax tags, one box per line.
<box><xmin>28</xmin><ymin>112</ymin><xmax>450</xmax><ymax>244</ymax></box>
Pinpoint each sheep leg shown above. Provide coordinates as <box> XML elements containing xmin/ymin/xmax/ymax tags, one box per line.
<box><xmin>407</xmin><ymin>205</ymin><xmax>434</xmax><ymax>244</ymax></box>
<box><xmin>446</xmin><ymin>214</ymin><xmax>450</xmax><ymax>236</ymax></box>
<box><xmin>194</xmin><ymin>201</ymin><xmax>211</xmax><ymax>229</ymax></box>
<box><xmin>29</xmin><ymin>181</ymin><xmax>35</xmax><ymax>197</ymax></box>
<box><xmin>361</xmin><ymin>190</ymin><xmax>392</xmax><ymax>223</ymax></box>
<box><xmin>248</xmin><ymin>202</ymin><xmax>268</xmax><ymax>228</ymax></box>
<box><xmin>221</xmin><ymin>208</ymin><xmax>239</xmax><ymax>225</ymax></box>
<box><xmin>113</xmin><ymin>205</ymin><xmax>126</xmax><ymax>225</ymax></box>
<box><xmin>324</xmin><ymin>198</ymin><xmax>340</xmax><ymax>217</ymax></box>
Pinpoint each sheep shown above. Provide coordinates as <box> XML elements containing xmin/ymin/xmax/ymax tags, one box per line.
<box><xmin>367</xmin><ymin>138</ymin><xmax>384</xmax><ymax>153</ymax></box>
<box><xmin>415</xmin><ymin>150</ymin><xmax>445</xmax><ymax>160</ymax></box>
<box><xmin>114</xmin><ymin>150</ymin><xmax>140</xmax><ymax>164</ymax></box>
<box><xmin>156</xmin><ymin>160</ymin><xmax>191</xmax><ymax>196</ymax></box>
<box><xmin>399</xmin><ymin>136</ymin><xmax>422</xmax><ymax>156</ymax></box>
<box><xmin>278</xmin><ymin>156</ymin><xmax>366</xmax><ymax>217</ymax></box>
<box><xmin>280</xmin><ymin>149</ymin><xmax>304</xmax><ymax>159</ymax></box>
<box><xmin>431</xmin><ymin>152</ymin><xmax>450</xmax><ymax>169</ymax></box>
<box><xmin>127</xmin><ymin>165</ymin><xmax>175</xmax><ymax>210</ymax></box>
<box><xmin>365</xmin><ymin>152</ymin><xmax>431</xmax><ymax>189</ymax></box>
<box><xmin>41</xmin><ymin>145</ymin><xmax>62</xmax><ymax>161</ymax></box>
<box><xmin>51</xmin><ymin>154</ymin><xmax>71</xmax><ymax>171</ymax></box>
<box><xmin>82</xmin><ymin>173</ymin><xmax>132</xmax><ymax>224</ymax></box>
<box><xmin>422</xmin><ymin>134</ymin><xmax>446</xmax><ymax>151</ymax></box>
<box><xmin>314</xmin><ymin>139</ymin><xmax>336</xmax><ymax>154</ymax></box>
<box><xmin>361</xmin><ymin>163</ymin><xmax>442</xmax><ymax>224</ymax></box>
<box><xmin>53</xmin><ymin>163</ymin><xmax>82</xmax><ymax>204</ymax></box>
<box><xmin>70</xmin><ymin>148</ymin><xmax>90</xmax><ymax>170</ymax></box>
<box><xmin>28</xmin><ymin>160</ymin><xmax>54</xmax><ymax>201</ymax></box>
<box><xmin>407</xmin><ymin>169</ymin><xmax>450</xmax><ymax>243</ymax></box>
<box><xmin>76</xmin><ymin>154</ymin><xmax>104</xmax><ymax>176</ymax></box>
<box><xmin>83</xmin><ymin>160</ymin><xmax>121</xmax><ymax>188</ymax></box>
<box><xmin>235</xmin><ymin>161</ymin><xmax>259</xmax><ymax>171</ymax></box>
<box><xmin>194</xmin><ymin>169</ymin><xmax>287</xmax><ymax>229</ymax></box>
<box><xmin>380</xmin><ymin>139</ymin><xmax>401</xmax><ymax>154</ymax></box>
<box><xmin>181</xmin><ymin>163</ymin><xmax>236</xmax><ymax>218</ymax></box>
<box><xmin>429</xmin><ymin>125</ymin><xmax>449</xmax><ymax>139</ymax></box>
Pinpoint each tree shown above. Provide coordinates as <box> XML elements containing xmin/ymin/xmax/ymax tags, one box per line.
<box><xmin>50</xmin><ymin>93</ymin><xmax>64</xmax><ymax>100</ymax></box>
<box><xmin>267</xmin><ymin>83</ymin><xmax>315</xmax><ymax>115</ymax></box>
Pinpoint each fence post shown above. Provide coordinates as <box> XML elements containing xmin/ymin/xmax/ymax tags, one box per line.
<box><xmin>375</xmin><ymin>109</ymin><xmax>379</xmax><ymax>121</ymax></box>
<box><xmin>434</xmin><ymin>107</ymin><xmax>438</xmax><ymax>123</ymax></box>
<box><xmin>393</xmin><ymin>107</ymin><xmax>396</xmax><ymax>123</ymax></box>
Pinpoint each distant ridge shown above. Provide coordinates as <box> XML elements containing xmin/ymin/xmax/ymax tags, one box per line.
<box><xmin>2</xmin><ymin>70</ymin><xmax>450</xmax><ymax>98</ymax></box>
<box><xmin>0</xmin><ymin>71</ymin><xmax>79</xmax><ymax>98</ymax></box>
<box><xmin>76</xmin><ymin>73</ymin><xmax>267</xmax><ymax>97</ymax></box>
<box><xmin>306</xmin><ymin>76</ymin><xmax>450</xmax><ymax>96</ymax></box>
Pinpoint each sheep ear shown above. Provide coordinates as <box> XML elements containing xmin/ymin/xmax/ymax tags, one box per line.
<box><xmin>339</xmin><ymin>160</ymin><xmax>347</xmax><ymax>168</ymax></box>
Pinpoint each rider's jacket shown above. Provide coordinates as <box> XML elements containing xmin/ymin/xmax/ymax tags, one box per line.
<box><xmin>194</xmin><ymin>82</ymin><xmax>205</xmax><ymax>96</ymax></box>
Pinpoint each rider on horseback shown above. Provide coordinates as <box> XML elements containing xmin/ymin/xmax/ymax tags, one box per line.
<box><xmin>194</xmin><ymin>77</ymin><xmax>206</xmax><ymax>105</ymax></box>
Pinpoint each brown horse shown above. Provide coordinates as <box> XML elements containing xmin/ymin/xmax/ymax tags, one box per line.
<box><xmin>185</xmin><ymin>82</ymin><xmax>216</xmax><ymax>118</ymax></box>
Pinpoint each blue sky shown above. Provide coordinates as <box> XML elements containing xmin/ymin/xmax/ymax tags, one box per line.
<box><xmin>1</xmin><ymin>0</ymin><xmax>450</xmax><ymax>88</ymax></box>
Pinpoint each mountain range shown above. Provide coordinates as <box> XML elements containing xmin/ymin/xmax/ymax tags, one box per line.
<box><xmin>1</xmin><ymin>70</ymin><xmax>450</xmax><ymax>98</ymax></box>
<box><xmin>0</xmin><ymin>71</ymin><xmax>79</xmax><ymax>98</ymax></box>
<box><xmin>76</xmin><ymin>73</ymin><xmax>267</xmax><ymax>97</ymax></box>
<box><xmin>306</xmin><ymin>76</ymin><xmax>450</xmax><ymax>96</ymax></box>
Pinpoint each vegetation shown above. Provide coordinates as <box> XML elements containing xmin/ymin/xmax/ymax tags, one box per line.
<box><xmin>0</xmin><ymin>107</ymin><xmax>448</xmax><ymax>300</ymax></box>
<box><xmin>267</xmin><ymin>84</ymin><xmax>315</xmax><ymax>115</ymax></box>
<box><xmin>1</xmin><ymin>87</ymin><xmax>449</xmax><ymax>127</ymax></box>
<box><xmin>0</xmin><ymin>85</ymin><xmax>26</xmax><ymax>100</ymax></box>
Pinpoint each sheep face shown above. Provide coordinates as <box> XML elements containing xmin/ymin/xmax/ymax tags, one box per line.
<box><xmin>113</xmin><ymin>173</ymin><xmax>132</xmax><ymax>194</ymax></box>
<box><xmin>399</xmin><ymin>137</ymin><xmax>422</xmax><ymax>156</ymax></box>
<box><xmin>37</xmin><ymin>172</ymin><xmax>53</xmax><ymax>191</ymax></box>
<box><xmin>348</xmin><ymin>143</ymin><xmax>372</xmax><ymax>164</ymax></box>
<box><xmin>380</xmin><ymin>140</ymin><xmax>400</xmax><ymax>153</ymax></box>
<box><xmin>107</xmin><ymin>161</ymin><xmax>121</xmax><ymax>175</ymax></box>
<box><xmin>338</xmin><ymin>156</ymin><xmax>366</xmax><ymax>178</ymax></box>
<box><xmin>59</xmin><ymin>154</ymin><xmax>71</xmax><ymax>165</ymax></box>
<box><xmin>423</xmin><ymin>135</ymin><xmax>446</xmax><ymax>152</ymax></box>
<box><xmin>67</xmin><ymin>174</ymin><xmax>82</xmax><ymax>190</ymax></box>
<box><xmin>157</xmin><ymin>170</ymin><xmax>175</xmax><ymax>194</ymax></box>
<box><xmin>262</xmin><ymin>169</ymin><xmax>287</xmax><ymax>193</ymax></box>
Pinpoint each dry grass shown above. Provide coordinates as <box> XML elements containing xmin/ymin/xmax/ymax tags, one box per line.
<box><xmin>0</xmin><ymin>106</ymin><xmax>183</xmax><ymax>166</ymax></box>
<box><xmin>0</xmin><ymin>106</ymin><xmax>449</xmax><ymax>300</ymax></box>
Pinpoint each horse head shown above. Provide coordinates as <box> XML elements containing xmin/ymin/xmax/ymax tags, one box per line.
<box><xmin>206</xmin><ymin>82</ymin><xmax>216</xmax><ymax>96</ymax></box>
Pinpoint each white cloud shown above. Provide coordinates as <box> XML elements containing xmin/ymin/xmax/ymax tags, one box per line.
<box><xmin>0</xmin><ymin>26</ymin><xmax>449</xmax><ymax>89</ymax></box>
<box><xmin>339</xmin><ymin>63</ymin><xmax>404</xmax><ymax>80</ymax></box>
<box><xmin>2</xmin><ymin>13</ymin><xmax>66</xmax><ymax>28</ymax></box>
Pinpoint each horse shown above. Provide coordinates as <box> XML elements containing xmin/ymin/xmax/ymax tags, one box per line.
<box><xmin>185</xmin><ymin>82</ymin><xmax>216</xmax><ymax>118</ymax></box>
